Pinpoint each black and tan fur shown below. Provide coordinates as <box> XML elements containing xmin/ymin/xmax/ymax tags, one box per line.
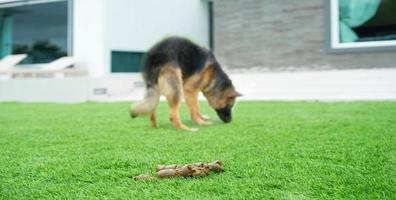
<box><xmin>130</xmin><ymin>37</ymin><xmax>241</xmax><ymax>131</ymax></box>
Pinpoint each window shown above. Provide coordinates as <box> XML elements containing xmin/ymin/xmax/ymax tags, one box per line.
<box><xmin>0</xmin><ymin>0</ymin><xmax>69</xmax><ymax>64</ymax></box>
<box><xmin>111</xmin><ymin>51</ymin><xmax>145</xmax><ymax>73</ymax></box>
<box><xmin>328</xmin><ymin>0</ymin><xmax>396</xmax><ymax>51</ymax></box>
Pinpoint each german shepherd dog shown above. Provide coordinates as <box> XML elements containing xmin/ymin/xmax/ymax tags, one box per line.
<box><xmin>130</xmin><ymin>37</ymin><xmax>241</xmax><ymax>131</ymax></box>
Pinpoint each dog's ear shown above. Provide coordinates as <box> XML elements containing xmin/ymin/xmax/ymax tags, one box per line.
<box><xmin>227</xmin><ymin>90</ymin><xmax>242</xmax><ymax>99</ymax></box>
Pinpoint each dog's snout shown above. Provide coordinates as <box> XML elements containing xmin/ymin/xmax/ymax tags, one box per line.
<box><xmin>215</xmin><ymin>107</ymin><xmax>232</xmax><ymax>123</ymax></box>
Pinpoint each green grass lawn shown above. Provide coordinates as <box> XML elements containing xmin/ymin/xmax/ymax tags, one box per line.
<box><xmin>0</xmin><ymin>101</ymin><xmax>395</xmax><ymax>199</ymax></box>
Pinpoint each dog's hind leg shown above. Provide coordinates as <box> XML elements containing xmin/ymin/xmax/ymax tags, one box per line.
<box><xmin>158</xmin><ymin>65</ymin><xmax>198</xmax><ymax>132</ymax></box>
<box><xmin>130</xmin><ymin>87</ymin><xmax>160</xmax><ymax>127</ymax></box>
<box><xmin>149</xmin><ymin>111</ymin><xmax>158</xmax><ymax>128</ymax></box>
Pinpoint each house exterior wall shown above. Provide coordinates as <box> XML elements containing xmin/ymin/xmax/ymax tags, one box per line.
<box><xmin>73</xmin><ymin>0</ymin><xmax>106</xmax><ymax>77</ymax></box>
<box><xmin>213</xmin><ymin>0</ymin><xmax>396</xmax><ymax>71</ymax></box>
<box><xmin>75</xmin><ymin>0</ymin><xmax>210</xmax><ymax>77</ymax></box>
<box><xmin>102</xmin><ymin>0</ymin><xmax>209</xmax><ymax>76</ymax></box>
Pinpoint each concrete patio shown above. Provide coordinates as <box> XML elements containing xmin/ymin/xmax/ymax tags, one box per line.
<box><xmin>1</xmin><ymin>68</ymin><xmax>395</xmax><ymax>103</ymax></box>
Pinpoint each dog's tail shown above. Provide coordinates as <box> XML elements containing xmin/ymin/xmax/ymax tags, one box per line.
<box><xmin>130</xmin><ymin>86</ymin><xmax>159</xmax><ymax>118</ymax></box>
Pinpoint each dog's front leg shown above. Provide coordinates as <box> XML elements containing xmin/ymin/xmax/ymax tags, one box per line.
<box><xmin>199</xmin><ymin>113</ymin><xmax>210</xmax><ymax>121</ymax></box>
<box><xmin>184</xmin><ymin>90</ymin><xmax>212</xmax><ymax>126</ymax></box>
<box><xmin>159</xmin><ymin>66</ymin><xmax>198</xmax><ymax>132</ymax></box>
<box><xmin>168</xmin><ymin>100</ymin><xmax>198</xmax><ymax>132</ymax></box>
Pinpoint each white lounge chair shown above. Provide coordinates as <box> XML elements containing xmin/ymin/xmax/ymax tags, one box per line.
<box><xmin>11</xmin><ymin>56</ymin><xmax>86</xmax><ymax>78</ymax></box>
<box><xmin>0</xmin><ymin>54</ymin><xmax>27</xmax><ymax>79</ymax></box>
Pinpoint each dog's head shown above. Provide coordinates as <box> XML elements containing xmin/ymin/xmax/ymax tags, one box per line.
<box><xmin>204</xmin><ymin>87</ymin><xmax>242</xmax><ymax>123</ymax></box>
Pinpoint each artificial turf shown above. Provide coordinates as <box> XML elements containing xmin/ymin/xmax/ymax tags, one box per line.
<box><xmin>0</xmin><ymin>102</ymin><xmax>395</xmax><ymax>199</ymax></box>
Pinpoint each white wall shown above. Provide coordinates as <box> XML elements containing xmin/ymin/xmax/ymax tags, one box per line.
<box><xmin>2</xmin><ymin>69</ymin><xmax>396</xmax><ymax>102</ymax></box>
<box><xmin>73</xmin><ymin>0</ymin><xmax>209</xmax><ymax>77</ymax></box>
<box><xmin>73</xmin><ymin>0</ymin><xmax>106</xmax><ymax>77</ymax></box>
<box><xmin>103</xmin><ymin>0</ymin><xmax>210</xmax><ymax>75</ymax></box>
<box><xmin>230</xmin><ymin>69</ymin><xmax>396</xmax><ymax>101</ymax></box>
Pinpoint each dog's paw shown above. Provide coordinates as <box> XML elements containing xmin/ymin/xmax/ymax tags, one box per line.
<box><xmin>194</xmin><ymin>119</ymin><xmax>212</xmax><ymax>126</ymax></box>
<box><xmin>193</xmin><ymin>116</ymin><xmax>212</xmax><ymax>126</ymax></box>
<box><xmin>200</xmin><ymin>121</ymin><xmax>212</xmax><ymax>126</ymax></box>
<box><xmin>200</xmin><ymin>114</ymin><xmax>210</xmax><ymax>121</ymax></box>
<box><xmin>188</xmin><ymin>127</ymin><xmax>199</xmax><ymax>132</ymax></box>
<box><xmin>180</xmin><ymin>125</ymin><xmax>199</xmax><ymax>132</ymax></box>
